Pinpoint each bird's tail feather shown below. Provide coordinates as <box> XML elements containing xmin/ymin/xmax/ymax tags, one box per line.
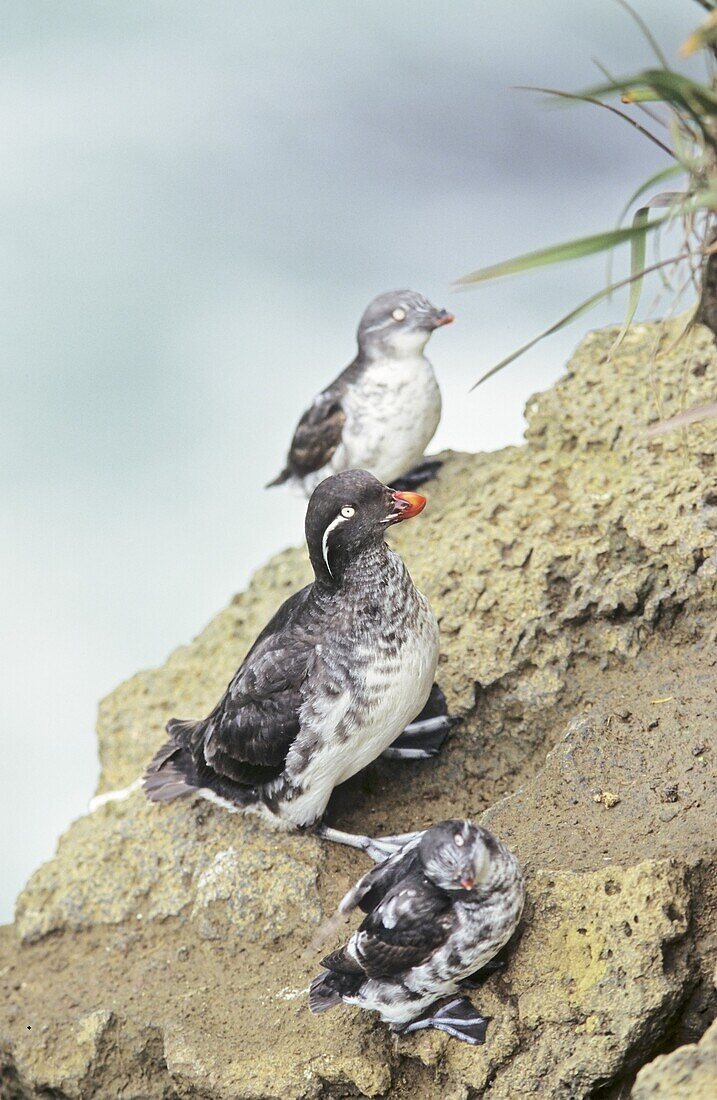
<box><xmin>265</xmin><ymin>467</ymin><xmax>290</xmax><ymax>488</ymax></box>
<box><xmin>143</xmin><ymin>719</ymin><xmax>205</xmax><ymax>803</ymax></box>
<box><xmin>143</xmin><ymin>718</ymin><xmax>260</xmax><ymax>808</ymax></box>
<box><xmin>143</xmin><ymin>747</ymin><xmax>198</xmax><ymax>802</ymax></box>
<box><xmin>308</xmin><ymin>970</ymin><xmax>362</xmax><ymax>1014</ymax></box>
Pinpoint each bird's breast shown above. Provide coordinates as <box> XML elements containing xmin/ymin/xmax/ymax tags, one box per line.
<box><xmin>340</xmin><ymin>357</ymin><xmax>441</xmax><ymax>482</ymax></box>
<box><xmin>298</xmin><ymin>578</ymin><xmax>439</xmax><ymax>785</ymax></box>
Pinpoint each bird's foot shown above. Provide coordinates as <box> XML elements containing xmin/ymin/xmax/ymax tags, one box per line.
<box><xmin>460</xmin><ymin>957</ymin><xmax>508</xmax><ymax>989</ymax></box>
<box><xmin>382</xmin><ymin>716</ymin><xmax>456</xmax><ymax>759</ymax></box>
<box><xmin>382</xmin><ymin>683</ymin><xmax>458</xmax><ymax>760</ymax></box>
<box><xmin>399</xmin><ymin>997</ymin><xmax>491</xmax><ymax>1045</ymax></box>
<box><xmin>314</xmin><ymin>824</ymin><xmax>422</xmax><ymax>863</ymax></box>
<box><xmin>359</xmin><ymin>831</ymin><xmax>423</xmax><ymax>862</ymax></box>
<box><xmin>391</xmin><ymin>458</ymin><xmax>443</xmax><ymax>492</ymax></box>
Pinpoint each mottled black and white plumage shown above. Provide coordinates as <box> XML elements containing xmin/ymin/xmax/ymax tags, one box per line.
<box><xmin>144</xmin><ymin>470</ymin><xmax>452</xmax><ymax>853</ymax></box>
<box><xmin>310</xmin><ymin>820</ymin><xmax>524</xmax><ymax>1043</ymax></box>
<box><xmin>268</xmin><ymin>290</ymin><xmax>453</xmax><ymax>496</ymax></box>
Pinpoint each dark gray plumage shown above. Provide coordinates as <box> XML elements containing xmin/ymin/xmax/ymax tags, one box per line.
<box><xmin>143</xmin><ymin>470</ymin><xmax>451</xmax><ymax>853</ymax></box>
<box><xmin>310</xmin><ymin>820</ymin><xmax>524</xmax><ymax>1043</ymax></box>
<box><xmin>268</xmin><ymin>290</ymin><xmax>453</xmax><ymax>495</ymax></box>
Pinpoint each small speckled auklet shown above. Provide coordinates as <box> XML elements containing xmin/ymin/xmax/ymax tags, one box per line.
<box><xmin>267</xmin><ymin>290</ymin><xmax>454</xmax><ymax>496</ymax></box>
<box><xmin>310</xmin><ymin>820</ymin><xmax>524</xmax><ymax>1043</ymax></box>
<box><xmin>144</xmin><ymin>470</ymin><xmax>454</xmax><ymax>856</ymax></box>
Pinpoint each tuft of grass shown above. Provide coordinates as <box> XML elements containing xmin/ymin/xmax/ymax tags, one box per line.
<box><xmin>459</xmin><ymin>0</ymin><xmax>717</xmax><ymax>406</ymax></box>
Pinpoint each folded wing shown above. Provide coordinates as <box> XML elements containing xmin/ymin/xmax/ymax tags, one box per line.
<box><xmin>326</xmin><ymin>871</ymin><xmax>454</xmax><ymax>980</ymax></box>
<box><xmin>145</xmin><ymin>585</ymin><xmax>318</xmax><ymax>797</ymax></box>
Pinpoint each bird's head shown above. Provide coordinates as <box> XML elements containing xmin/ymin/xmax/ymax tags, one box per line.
<box><xmin>419</xmin><ymin>819</ymin><xmax>495</xmax><ymax>894</ymax></box>
<box><xmin>357</xmin><ymin>289</ymin><xmax>454</xmax><ymax>359</ymax></box>
<box><xmin>305</xmin><ymin>469</ymin><xmax>426</xmax><ymax>584</ymax></box>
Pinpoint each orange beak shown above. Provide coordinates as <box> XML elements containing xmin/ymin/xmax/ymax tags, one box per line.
<box><xmin>386</xmin><ymin>490</ymin><xmax>427</xmax><ymax>525</ymax></box>
<box><xmin>432</xmin><ymin>309</ymin><xmax>454</xmax><ymax>328</ymax></box>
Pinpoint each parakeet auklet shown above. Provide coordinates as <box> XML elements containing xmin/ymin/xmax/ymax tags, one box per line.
<box><xmin>143</xmin><ymin>469</ymin><xmax>453</xmax><ymax>856</ymax></box>
<box><xmin>309</xmin><ymin>820</ymin><xmax>524</xmax><ymax>1044</ymax></box>
<box><xmin>267</xmin><ymin>290</ymin><xmax>454</xmax><ymax>496</ymax></box>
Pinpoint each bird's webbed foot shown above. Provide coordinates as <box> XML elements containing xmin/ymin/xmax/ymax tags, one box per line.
<box><xmin>314</xmin><ymin>824</ymin><xmax>422</xmax><ymax>863</ymax></box>
<box><xmin>382</xmin><ymin>715</ymin><xmax>454</xmax><ymax>759</ymax></box>
<box><xmin>460</xmin><ymin>956</ymin><xmax>508</xmax><ymax>989</ymax></box>
<box><xmin>391</xmin><ymin>458</ymin><xmax>443</xmax><ymax>492</ymax></box>
<box><xmin>382</xmin><ymin>683</ymin><xmax>458</xmax><ymax>760</ymax></box>
<box><xmin>399</xmin><ymin>996</ymin><xmax>491</xmax><ymax>1044</ymax></box>
<box><xmin>359</xmin><ymin>831</ymin><xmax>423</xmax><ymax>862</ymax></box>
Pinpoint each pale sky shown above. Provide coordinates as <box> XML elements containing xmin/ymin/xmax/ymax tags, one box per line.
<box><xmin>0</xmin><ymin>1</ymin><xmax>702</xmax><ymax>920</ymax></box>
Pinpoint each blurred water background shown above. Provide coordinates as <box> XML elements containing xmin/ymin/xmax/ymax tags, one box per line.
<box><xmin>0</xmin><ymin>1</ymin><xmax>702</xmax><ymax>920</ymax></box>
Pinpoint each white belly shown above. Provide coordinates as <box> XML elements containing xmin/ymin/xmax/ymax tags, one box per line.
<box><xmin>280</xmin><ymin>594</ymin><xmax>439</xmax><ymax>828</ymax></box>
<box><xmin>292</xmin><ymin>357</ymin><xmax>441</xmax><ymax>496</ymax></box>
<box><xmin>340</xmin><ymin>356</ymin><xmax>441</xmax><ymax>483</ymax></box>
<box><xmin>335</xmin><ymin>617</ymin><xmax>437</xmax><ymax>783</ymax></box>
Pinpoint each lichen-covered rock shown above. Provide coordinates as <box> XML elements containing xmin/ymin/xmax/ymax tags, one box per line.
<box><xmin>501</xmin><ymin>863</ymin><xmax>692</xmax><ymax>1094</ymax></box>
<box><xmin>16</xmin><ymin>794</ymin><xmax>322</xmax><ymax>946</ymax></box>
<box><xmin>0</xmin><ymin>319</ymin><xmax>715</xmax><ymax>1098</ymax></box>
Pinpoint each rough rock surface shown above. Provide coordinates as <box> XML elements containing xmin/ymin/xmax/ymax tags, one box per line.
<box><xmin>632</xmin><ymin>1014</ymin><xmax>717</xmax><ymax>1098</ymax></box>
<box><xmin>1</xmin><ymin>319</ymin><xmax>716</xmax><ymax>1098</ymax></box>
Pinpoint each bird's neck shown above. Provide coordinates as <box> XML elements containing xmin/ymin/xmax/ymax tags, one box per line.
<box><xmin>461</xmin><ymin>853</ymin><xmax>520</xmax><ymax>909</ymax></box>
<box><xmin>342</xmin><ymin>539</ymin><xmax>394</xmax><ymax>590</ymax></box>
<box><xmin>312</xmin><ymin>539</ymin><xmax>397</xmax><ymax>594</ymax></box>
<box><xmin>359</xmin><ymin>335</ymin><xmax>431</xmax><ymax>362</ymax></box>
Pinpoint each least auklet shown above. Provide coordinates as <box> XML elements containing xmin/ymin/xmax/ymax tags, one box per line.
<box><xmin>309</xmin><ymin>819</ymin><xmax>524</xmax><ymax>1044</ymax></box>
<box><xmin>267</xmin><ymin>290</ymin><xmax>454</xmax><ymax>496</ymax></box>
<box><xmin>143</xmin><ymin>469</ymin><xmax>454</xmax><ymax>857</ymax></box>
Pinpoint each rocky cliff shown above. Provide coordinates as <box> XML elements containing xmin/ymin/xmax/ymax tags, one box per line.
<box><xmin>1</xmin><ymin>319</ymin><xmax>716</xmax><ymax>1099</ymax></box>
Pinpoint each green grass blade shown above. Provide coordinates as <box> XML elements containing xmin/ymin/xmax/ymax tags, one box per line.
<box><xmin>469</xmin><ymin>251</ymin><xmax>690</xmax><ymax>390</ymax></box>
<box><xmin>614</xmin><ymin>0</ymin><xmax>670</xmax><ymax>69</ymax></box>
<box><xmin>592</xmin><ymin>57</ymin><xmax>667</xmax><ymax>127</ymax></box>
<box><xmin>616</xmin><ymin>164</ymin><xmax>684</xmax><ymax>226</ymax></box>
<box><xmin>607</xmin><ymin>168</ymin><xmax>684</xmax><ymax>291</ymax></box>
<box><xmin>584</xmin><ymin>69</ymin><xmax>717</xmax><ymax>112</ymax></box>
<box><xmin>581</xmin><ymin>70</ymin><xmax>717</xmax><ymax>149</ymax></box>
<box><xmin>469</xmin><ymin>287</ymin><xmax>613</xmax><ymax>390</ymax></box>
<box><xmin>516</xmin><ymin>84</ymin><xmax>675</xmax><ymax>157</ymax></box>
<box><xmin>456</xmin><ymin>221</ymin><xmax>661</xmax><ymax>287</ymax></box>
<box><xmin>613</xmin><ymin>206</ymin><xmax>650</xmax><ymax>347</ymax></box>
<box><xmin>621</xmin><ymin>88</ymin><xmax>665</xmax><ymax>103</ymax></box>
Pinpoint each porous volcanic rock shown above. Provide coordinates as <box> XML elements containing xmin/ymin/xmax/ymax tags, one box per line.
<box><xmin>1</xmin><ymin>319</ymin><xmax>715</xmax><ymax>1098</ymax></box>
<box><xmin>632</xmin><ymin>1015</ymin><xmax>717</xmax><ymax>1098</ymax></box>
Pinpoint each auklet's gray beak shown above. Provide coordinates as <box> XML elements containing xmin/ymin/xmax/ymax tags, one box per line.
<box><xmin>431</xmin><ymin>309</ymin><xmax>454</xmax><ymax>329</ymax></box>
<box><xmin>384</xmin><ymin>490</ymin><xmax>427</xmax><ymax>525</ymax></box>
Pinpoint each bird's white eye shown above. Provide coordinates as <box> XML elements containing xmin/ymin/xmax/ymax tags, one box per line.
<box><xmin>392</xmin><ymin>307</ymin><xmax>406</xmax><ymax>321</ymax></box>
<box><xmin>341</xmin><ymin>506</ymin><xmax>355</xmax><ymax>519</ymax></box>
<box><xmin>454</xmin><ymin>834</ymin><xmax>464</xmax><ymax>846</ymax></box>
